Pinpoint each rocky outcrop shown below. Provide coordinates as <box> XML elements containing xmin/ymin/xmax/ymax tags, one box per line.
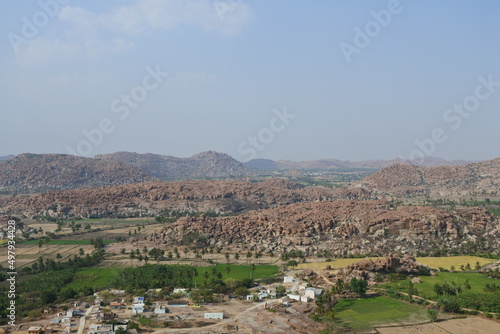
<box><xmin>357</xmin><ymin>158</ymin><xmax>500</xmax><ymax>197</ymax></box>
<box><xmin>96</xmin><ymin>151</ymin><xmax>254</xmax><ymax>179</ymax></box>
<box><xmin>150</xmin><ymin>200</ymin><xmax>499</xmax><ymax>256</ymax></box>
<box><xmin>346</xmin><ymin>255</ymin><xmax>429</xmax><ymax>274</ymax></box>
<box><xmin>0</xmin><ymin>179</ymin><xmax>338</xmax><ymax>219</ymax></box>
<box><xmin>0</xmin><ymin>153</ymin><xmax>157</xmax><ymax>193</ymax></box>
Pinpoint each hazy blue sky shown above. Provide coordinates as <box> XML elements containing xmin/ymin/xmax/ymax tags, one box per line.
<box><xmin>1</xmin><ymin>0</ymin><xmax>499</xmax><ymax>162</ymax></box>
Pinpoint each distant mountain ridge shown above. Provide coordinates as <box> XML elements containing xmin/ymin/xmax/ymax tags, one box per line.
<box><xmin>0</xmin><ymin>155</ymin><xmax>14</xmax><ymax>161</ymax></box>
<box><xmin>95</xmin><ymin>151</ymin><xmax>254</xmax><ymax>180</ymax></box>
<box><xmin>0</xmin><ymin>153</ymin><xmax>158</xmax><ymax>193</ymax></box>
<box><xmin>244</xmin><ymin>156</ymin><xmax>471</xmax><ymax>170</ymax></box>
<box><xmin>357</xmin><ymin>157</ymin><xmax>500</xmax><ymax>197</ymax></box>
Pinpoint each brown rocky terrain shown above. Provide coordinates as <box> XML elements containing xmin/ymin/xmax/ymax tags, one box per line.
<box><xmin>0</xmin><ymin>153</ymin><xmax>157</xmax><ymax>193</ymax></box>
<box><xmin>149</xmin><ymin>200</ymin><xmax>499</xmax><ymax>256</ymax></box>
<box><xmin>0</xmin><ymin>179</ymin><xmax>339</xmax><ymax>218</ymax></box>
<box><xmin>356</xmin><ymin>157</ymin><xmax>500</xmax><ymax>197</ymax></box>
<box><xmin>346</xmin><ymin>255</ymin><xmax>429</xmax><ymax>274</ymax></box>
<box><xmin>96</xmin><ymin>150</ymin><xmax>254</xmax><ymax>179</ymax></box>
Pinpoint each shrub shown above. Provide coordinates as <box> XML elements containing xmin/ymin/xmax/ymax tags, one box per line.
<box><xmin>427</xmin><ymin>309</ymin><xmax>438</xmax><ymax>322</ymax></box>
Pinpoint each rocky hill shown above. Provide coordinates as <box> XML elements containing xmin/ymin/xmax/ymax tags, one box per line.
<box><xmin>96</xmin><ymin>151</ymin><xmax>254</xmax><ymax>180</ymax></box>
<box><xmin>0</xmin><ymin>153</ymin><xmax>157</xmax><ymax>193</ymax></box>
<box><xmin>357</xmin><ymin>158</ymin><xmax>500</xmax><ymax>197</ymax></box>
<box><xmin>0</xmin><ymin>179</ymin><xmax>341</xmax><ymax>218</ymax></box>
<box><xmin>149</xmin><ymin>200</ymin><xmax>499</xmax><ymax>256</ymax></box>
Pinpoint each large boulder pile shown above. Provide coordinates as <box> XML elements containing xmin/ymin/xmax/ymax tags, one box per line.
<box><xmin>346</xmin><ymin>255</ymin><xmax>429</xmax><ymax>274</ymax></box>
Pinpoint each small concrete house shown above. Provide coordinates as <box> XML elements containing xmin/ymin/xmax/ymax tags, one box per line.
<box><xmin>154</xmin><ymin>305</ymin><xmax>167</xmax><ymax>314</ymax></box>
<box><xmin>204</xmin><ymin>313</ymin><xmax>223</xmax><ymax>319</ymax></box>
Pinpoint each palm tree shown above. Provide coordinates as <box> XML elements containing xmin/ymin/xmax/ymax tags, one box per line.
<box><xmin>255</xmin><ymin>251</ymin><xmax>262</xmax><ymax>264</ymax></box>
<box><xmin>38</xmin><ymin>239</ymin><xmax>44</xmax><ymax>253</ymax></box>
<box><xmin>250</xmin><ymin>263</ymin><xmax>256</xmax><ymax>279</ymax></box>
<box><xmin>269</xmin><ymin>251</ymin><xmax>275</xmax><ymax>263</ymax></box>
<box><xmin>225</xmin><ymin>266</ymin><xmax>231</xmax><ymax>275</ymax></box>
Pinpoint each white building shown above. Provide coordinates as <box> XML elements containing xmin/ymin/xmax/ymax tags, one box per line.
<box><xmin>204</xmin><ymin>313</ymin><xmax>223</xmax><ymax>319</ymax></box>
<box><xmin>154</xmin><ymin>305</ymin><xmax>167</xmax><ymax>314</ymax></box>
<box><xmin>132</xmin><ymin>303</ymin><xmax>145</xmax><ymax>314</ymax></box>
<box><xmin>305</xmin><ymin>288</ymin><xmax>323</xmax><ymax>299</ymax></box>
<box><xmin>283</xmin><ymin>276</ymin><xmax>294</xmax><ymax>283</ymax></box>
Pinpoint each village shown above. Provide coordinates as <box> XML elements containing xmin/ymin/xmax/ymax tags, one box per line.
<box><xmin>3</xmin><ymin>272</ymin><xmax>326</xmax><ymax>334</ymax></box>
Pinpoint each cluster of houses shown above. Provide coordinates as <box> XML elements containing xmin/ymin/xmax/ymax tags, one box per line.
<box><xmin>245</xmin><ymin>276</ymin><xmax>323</xmax><ymax>303</ymax></box>
<box><xmin>282</xmin><ymin>275</ymin><xmax>323</xmax><ymax>303</ymax></box>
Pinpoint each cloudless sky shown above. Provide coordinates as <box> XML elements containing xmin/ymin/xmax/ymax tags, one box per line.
<box><xmin>1</xmin><ymin>0</ymin><xmax>499</xmax><ymax>162</ymax></box>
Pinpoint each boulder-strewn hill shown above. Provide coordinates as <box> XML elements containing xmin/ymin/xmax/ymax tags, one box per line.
<box><xmin>96</xmin><ymin>151</ymin><xmax>254</xmax><ymax>179</ymax></box>
<box><xmin>0</xmin><ymin>153</ymin><xmax>157</xmax><ymax>193</ymax></box>
<box><xmin>357</xmin><ymin>158</ymin><xmax>500</xmax><ymax>197</ymax></box>
<box><xmin>0</xmin><ymin>179</ymin><xmax>341</xmax><ymax>218</ymax></box>
<box><xmin>150</xmin><ymin>200</ymin><xmax>499</xmax><ymax>256</ymax></box>
<box><xmin>244</xmin><ymin>157</ymin><xmax>470</xmax><ymax>171</ymax></box>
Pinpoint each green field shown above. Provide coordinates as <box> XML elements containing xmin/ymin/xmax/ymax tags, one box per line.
<box><xmin>333</xmin><ymin>296</ymin><xmax>429</xmax><ymax>331</ymax></box>
<box><xmin>66</xmin><ymin>264</ymin><xmax>279</xmax><ymax>290</ymax></box>
<box><xmin>195</xmin><ymin>264</ymin><xmax>279</xmax><ymax>285</ymax></box>
<box><xmin>381</xmin><ymin>272</ymin><xmax>498</xmax><ymax>300</ymax></box>
<box><xmin>67</xmin><ymin>267</ymin><xmax>124</xmax><ymax>290</ymax></box>
<box><xmin>19</xmin><ymin>239</ymin><xmax>114</xmax><ymax>245</ymax></box>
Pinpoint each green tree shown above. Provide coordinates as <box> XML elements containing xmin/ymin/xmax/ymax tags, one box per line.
<box><xmin>234</xmin><ymin>287</ymin><xmax>250</xmax><ymax>299</ymax></box>
<box><xmin>427</xmin><ymin>308</ymin><xmax>438</xmax><ymax>322</ymax></box>
<box><xmin>350</xmin><ymin>277</ymin><xmax>368</xmax><ymax>297</ymax></box>
<box><xmin>276</xmin><ymin>285</ymin><xmax>286</xmax><ymax>297</ymax></box>
<box><xmin>475</xmin><ymin>261</ymin><xmax>482</xmax><ymax>271</ymax></box>
<box><xmin>286</xmin><ymin>260</ymin><xmax>298</xmax><ymax>269</ymax></box>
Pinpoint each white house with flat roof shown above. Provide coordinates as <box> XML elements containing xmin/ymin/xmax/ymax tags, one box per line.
<box><xmin>204</xmin><ymin>313</ymin><xmax>223</xmax><ymax>319</ymax></box>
